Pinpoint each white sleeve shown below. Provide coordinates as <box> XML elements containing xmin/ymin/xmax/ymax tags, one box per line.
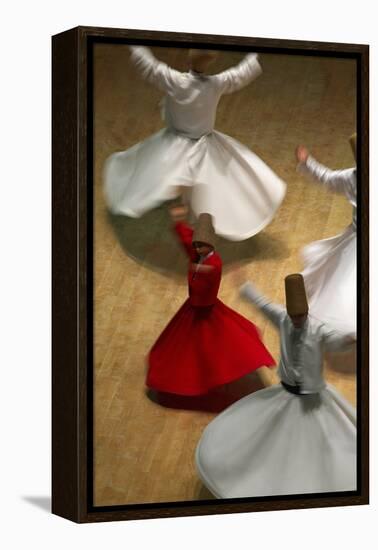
<box><xmin>240</xmin><ymin>282</ymin><xmax>285</xmax><ymax>327</ymax></box>
<box><xmin>297</xmin><ymin>155</ymin><xmax>355</xmax><ymax>196</ymax></box>
<box><xmin>321</xmin><ymin>324</ymin><xmax>356</xmax><ymax>352</ymax></box>
<box><xmin>129</xmin><ymin>46</ymin><xmax>182</xmax><ymax>93</ymax></box>
<box><xmin>215</xmin><ymin>53</ymin><xmax>262</xmax><ymax>94</ymax></box>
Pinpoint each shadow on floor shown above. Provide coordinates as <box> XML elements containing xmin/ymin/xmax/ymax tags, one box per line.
<box><xmin>108</xmin><ymin>207</ymin><xmax>289</xmax><ymax>278</ymax></box>
<box><xmin>145</xmin><ymin>372</ymin><xmax>264</xmax><ymax>413</ymax></box>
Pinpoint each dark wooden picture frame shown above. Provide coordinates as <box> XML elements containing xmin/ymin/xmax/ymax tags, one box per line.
<box><xmin>52</xmin><ymin>26</ymin><xmax>369</xmax><ymax>523</ymax></box>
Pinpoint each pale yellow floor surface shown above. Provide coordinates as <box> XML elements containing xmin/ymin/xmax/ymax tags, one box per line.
<box><xmin>93</xmin><ymin>46</ymin><xmax>357</xmax><ymax>505</ymax></box>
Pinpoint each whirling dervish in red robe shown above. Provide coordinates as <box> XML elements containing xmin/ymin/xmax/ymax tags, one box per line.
<box><xmin>146</xmin><ymin>206</ymin><xmax>276</xmax><ymax>396</ymax></box>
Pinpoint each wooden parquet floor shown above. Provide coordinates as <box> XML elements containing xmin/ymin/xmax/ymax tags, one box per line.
<box><xmin>93</xmin><ymin>45</ymin><xmax>357</xmax><ymax>505</ymax></box>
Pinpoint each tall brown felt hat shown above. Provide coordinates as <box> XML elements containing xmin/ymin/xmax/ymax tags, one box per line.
<box><xmin>285</xmin><ymin>274</ymin><xmax>308</xmax><ymax>316</ymax></box>
<box><xmin>193</xmin><ymin>213</ymin><xmax>216</xmax><ymax>248</ymax></box>
<box><xmin>349</xmin><ymin>133</ymin><xmax>357</xmax><ymax>160</ymax></box>
<box><xmin>188</xmin><ymin>49</ymin><xmax>218</xmax><ymax>73</ymax></box>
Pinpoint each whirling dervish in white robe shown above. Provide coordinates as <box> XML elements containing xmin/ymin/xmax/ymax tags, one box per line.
<box><xmin>296</xmin><ymin>135</ymin><xmax>356</xmax><ymax>337</ymax></box>
<box><xmin>104</xmin><ymin>46</ymin><xmax>286</xmax><ymax>241</ymax></box>
<box><xmin>195</xmin><ymin>274</ymin><xmax>356</xmax><ymax>499</ymax></box>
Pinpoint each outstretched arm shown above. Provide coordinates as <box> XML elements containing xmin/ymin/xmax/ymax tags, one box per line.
<box><xmin>129</xmin><ymin>46</ymin><xmax>182</xmax><ymax>93</ymax></box>
<box><xmin>240</xmin><ymin>282</ymin><xmax>285</xmax><ymax>327</ymax></box>
<box><xmin>174</xmin><ymin>222</ymin><xmax>196</xmax><ymax>260</ymax></box>
<box><xmin>296</xmin><ymin>145</ymin><xmax>355</xmax><ymax>195</ymax></box>
<box><xmin>215</xmin><ymin>53</ymin><xmax>262</xmax><ymax>94</ymax></box>
<box><xmin>170</xmin><ymin>205</ymin><xmax>196</xmax><ymax>260</ymax></box>
<box><xmin>321</xmin><ymin>325</ymin><xmax>356</xmax><ymax>353</ymax></box>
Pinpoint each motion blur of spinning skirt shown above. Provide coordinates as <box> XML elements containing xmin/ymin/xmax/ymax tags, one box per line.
<box><xmin>297</xmin><ymin>134</ymin><xmax>357</xmax><ymax>337</ymax></box>
<box><xmin>94</xmin><ymin>47</ymin><xmax>357</xmax><ymax>505</ymax></box>
<box><xmin>104</xmin><ymin>46</ymin><xmax>286</xmax><ymax>241</ymax></box>
<box><xmin>196</xmin><ymin>274</ymin><xmax>356</xmax><ymax>498</ymax></box>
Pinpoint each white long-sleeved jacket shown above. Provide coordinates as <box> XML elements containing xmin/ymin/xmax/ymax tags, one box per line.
<box><xmin>130</xmin><ymin>46</ymin><xmax>262</xmax><ymax>139</ymax></box>
<box><xmin>240</xmin><ymin>282</ymin><xmax>354</xmax><ymax>393</ymax></box>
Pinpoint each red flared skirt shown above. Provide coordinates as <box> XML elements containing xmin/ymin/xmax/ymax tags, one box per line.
<box><xmin>147</xmin><ymin>298</ymin><xmax>275</xmax><ymax>396</ymax></box>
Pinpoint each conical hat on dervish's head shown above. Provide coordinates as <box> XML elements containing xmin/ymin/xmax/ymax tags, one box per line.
<box><xmin>285</xmin><ymin>273</ymin><xmax>308</xmax><ymax>316</ymax></box>
<box><xmin>193</xmin><ymin>213</ymin><xmax>216</xmax><ymax>248</ymax></box>
<box><xmin>188</xmin><ymin>49</ymin><xmax>218</xmax><ymax>73</ymax></box>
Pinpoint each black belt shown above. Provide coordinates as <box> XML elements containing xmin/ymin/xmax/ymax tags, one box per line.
<box><xmin>281</xmin><ymin>381</ymin><xmax>302</xmax><ymax>395</ymax></box>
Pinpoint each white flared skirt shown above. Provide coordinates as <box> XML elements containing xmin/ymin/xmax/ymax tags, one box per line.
<box><xmin>195</xmin><ymin>384</ymin><xmax>356</xmax><ymax>498</ymax></box>
<box><xmin>104</xmin><ymin>128</ymin><xmax>286</xmax><ymax>241</ymax></box>
<box><xmin>302</xmin><ymin>225</ymin><xmax>356</xmax><ymax>336</ymax></box>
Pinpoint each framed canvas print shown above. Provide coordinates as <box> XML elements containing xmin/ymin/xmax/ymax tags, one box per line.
<box><xmin>52</xmin><ymin>26</ymin><xmax>369</xmax><ymax>523</ymax></box>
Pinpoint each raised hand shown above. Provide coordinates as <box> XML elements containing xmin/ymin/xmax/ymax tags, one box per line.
<box><xmin>169</xmin><ymin>204</ymin><xmax>189</xmax><ymax>222</ymax></box>
<box><xmin>296</xmin><ymin>145</ymin><xmax>309</xmax><ymax>164</ymax></box>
